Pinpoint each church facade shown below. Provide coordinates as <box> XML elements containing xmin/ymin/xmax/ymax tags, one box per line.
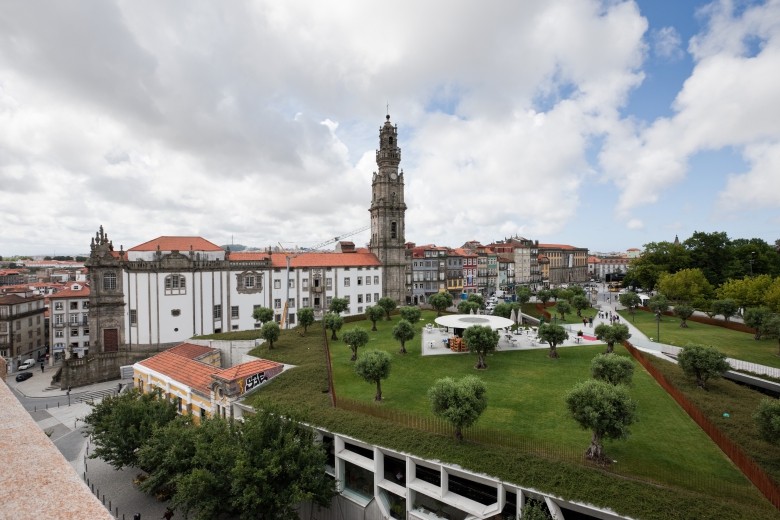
<box><xmin>83</xmin><ymin>114</ymin><xmax>408</xmax><ymax>352</ymax></box>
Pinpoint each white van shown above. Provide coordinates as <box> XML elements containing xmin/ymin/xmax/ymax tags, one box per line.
<box><xmin>18</xmin><ymin>359</ymin><xmax>36</xmax><ymax>370</ymax></box>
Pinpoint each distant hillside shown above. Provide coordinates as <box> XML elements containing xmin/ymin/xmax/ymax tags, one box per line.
<box><xmin>220</xmin><ymin>244</ymin><xmax>247</xmax><ymax>251</ymax></box>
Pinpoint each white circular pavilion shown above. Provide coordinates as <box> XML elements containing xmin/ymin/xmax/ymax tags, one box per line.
<box><xmin>434</xmin><ymin>314</ymin><xmax>514</xmax><ymax>332</ymax></box>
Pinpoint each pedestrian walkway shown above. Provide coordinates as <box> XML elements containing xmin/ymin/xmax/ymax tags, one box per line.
<box><xmin>12</xmin><ymin>362</ymin><xmax>131</xmax><ymax>398</ymax></box>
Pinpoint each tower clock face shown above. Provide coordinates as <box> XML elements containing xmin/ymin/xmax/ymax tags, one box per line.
<box><xmin>390</xmin><ymin>172</ymin><xmax>397</xmax><ymax>180</ymax></box>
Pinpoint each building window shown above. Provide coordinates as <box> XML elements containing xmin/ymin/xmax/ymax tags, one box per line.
<box><xmin>163</xmin><ymin>274</ymin><xmax>187</xmax><ymax>295</ymax></box>
<box><xmin>274</xmin><ymin>299</ymin><xmax>282</xmax><ymax>309</ymax></box>
<box><xmin>366</xmin><ymin>294</ymin><xmax>371</xmax><ymax>303</ymax></box>
<box><xmin>288</xmin><ymin>298</ymin><xmax>295</xmax><ymax>308</ymax></box>
<box><xmin>70</xmin><ymin>302</ymin><xmax>78</xmax><ymax>310</ymax></box>
<box><xmin>55</xmin><ymin>330</ymin><xmax>63</xmax><ymax>338</ymax></box>
<box><xmin>71</xmin><ymin>329</ymin><xmax>79</xmax><ymax>337</ymax></box>
<box><xmin>288</xmin><ymin>279</ymin><xmax>295</xmax><ymax>289</ymax></box>
<box><xmin>83</xmin><ymin>301</ymin><xmax>89</xmax><ymax>309</ymax></box>
<box><xmin>130</xmin><ymin>310</ymin><xmax>137</xmax><ymax>326</ymax></box>
<box><xmin>303</xmin><ymin>297</ymin><xmax>309</xmax><ymax>307</ymax></box>
<box><xmin>288</xmin><ymin>313</ymin><xmax>295</xmax><ymax>325</ymax></box>
<box><xmin>357</xmin><ymin>277</ymin><xmax>363</xmax><ymax>286</ymax></box>
<box><xmin>357</xmin><ymin>294</ymin><xmax>363</xmax><ymax>304</ymax></box>
<box><xmin>326</xmin><ymin>296</ymin><xmax>332</xmax><ymax>306</ymax></box>
<box><xmin>344</xmin><ymin>278</ymin><xmax>350</xmax><ymax>287</ymax></box>
<box><xmin>302</xmin><ymin>279</ymin><xmax>308</xmax><ymax>290</ymax></box>
<box><xmin>54</xmin><ymin>302</ymin><xmax>63</xmax><ymax>310</ymax></box>
<box><xmin>375</xmin><ymin>293</ymin><xmax>379</xmax><ymax>301</ymax></box>
<box><xmin>244</xmin><ymin>275</ymin><xmax>255</xmax><ymax>288</ymax></box>
<box><xmin>213</xmin><ymin>305</ymin><xmax>222</xmax><ymax>320</ymax></box>
<box><xmin>366</xmin><ymin>276</ymin><xmax>371</xmax><ymax>286</ymax></box>
<box><xmin>326</xmin><ymin>278</ymin><xmax>333</xmax><ymax>289</ymax></box>
<box><xmin>103</xmin><ymin>271</ymin><xmax>117</xmax><ymax>290</ymax></box>
<box><xmin>274</xmin><ymin>280</ymin><xmax>281</xmax><ymax>289</ymax></box>
<box><xmin>231</xmin><ymin>306</ymin><xmax>239</xmax><ymax>319</ymax></box>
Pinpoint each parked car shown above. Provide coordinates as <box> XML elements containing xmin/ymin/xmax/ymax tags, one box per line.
<box><xmin>18</xmin><ymin>359</ymin><xmax>36</xmax><ymax>370</ymax></box>
<box><xmin>15</xmin><ymin>372</ymin><xmax>33</xmax><ymax>382</ymax></box>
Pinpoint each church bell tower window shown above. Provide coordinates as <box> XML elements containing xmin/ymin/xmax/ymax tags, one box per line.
<box><xmin>391</xmin><ymin>222</ymin><xmax>397</xmax><ymax>239</ymax></box>
<box><xmin>103</xmin><ymin>271</ymin><xmax>117</xmax><ymax>290</ymax></box>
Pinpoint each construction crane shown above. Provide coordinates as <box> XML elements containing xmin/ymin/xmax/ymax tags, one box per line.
<box><xmin>301</xmin><ymin>225</ymin><xmax>371</xmax><ymax>252</ymax></box>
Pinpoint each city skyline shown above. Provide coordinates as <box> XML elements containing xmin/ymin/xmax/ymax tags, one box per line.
<box><xmin>1</xmin><ymin>0</ymin><xmax>779</xmax><ymax>255</ymax></box>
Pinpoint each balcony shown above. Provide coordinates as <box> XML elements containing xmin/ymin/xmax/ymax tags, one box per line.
<box><xmin>53</xmin><ymin>323</ymin><xmax>65</xmax><ymax>328</ymax></box>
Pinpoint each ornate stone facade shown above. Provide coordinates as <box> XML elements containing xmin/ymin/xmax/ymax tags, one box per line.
<box><xmin>369</xmin><ymin>114</ymin><xmax>407</xmax><ymax>303</ymax></box>
<box><xmin>85</xmin><ymin>226</ymin><xmax>126</xmax><ymax>353</ymax></box>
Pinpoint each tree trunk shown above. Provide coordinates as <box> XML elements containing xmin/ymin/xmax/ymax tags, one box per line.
<box><xmin>303</xmin><ymin>325</ymin><xmax>308</xmax><ymax>335</ymax></box>
<box><xmin>696</xmin><ymin>374</ymin><xmax>707</xmax><ymax>390</ymax></box>
<box><xmin>454</xmin><ymin>427</ymin><xmax>463</xmax><ymax>441</ymax></box>
<box><xmin>475</xmin><ymin>353</ymin><xmax>487</xmax><ymax>369</ymax></box>
<box><xmin>777</xmin><ymin>339</ymin><xmax>780</xmax><ymax>357</ymax></box>
<box><xmin>754</xmin><ymin>331</ymin><xmax>762</xmax><ymax>340</ymax></box>
<box><xmin>331</xmin><ymin>330</ymin><xmax>338</xmax><ymax>341</ymax></box>
<box><xmin>548</xmin><ymin>344</ymin><xmax>559</xmax><ymax>359</ymax></box>
<box><xmin>437</xmin><ymin>309</ymin><xmax>442</xmax><ymax>317</ymax></box>
<box><xmin>605</xmin><ymin>342</ymin><xmax>614</xmax><ymax>354</ymax></box>
<box><xmin>371</xmin><ymin>320</ymin><xmax>377</xmax><ymax>332</ymax></box>
<box><xmin>398</xmin><ymin>341</ymin><xmax>407</xmax><ymax>355</ymax></box>
<box><xmin>375</xmin><ymin>380</ymin><xmax>382</xmax><ymax>402</ymax></box>
<box><xmin>577</xmin><ymin>309</ymin><xmax>582</xmax><ymax>317</ymax></box>
<box><xmin>386</xmin><ymin>313</ymin><xmax>392</xmax><ymax>321</ymax></box>
<box><xmin>679</xmin><ymin>319</ymin><xmax>688</xmax><ymax>328</ymax></box>
<box><xmin>350</xmin><ymin>348</ymin><xmax>357</xmax><ymax>362</ymax></box>
<box><xmin>584</xmin><ymin>431</ymin><xmax>610</xmax><ymax>465</ymax></box>
<box><xmin>269</xmin><ymin>340</ymin><xmax>274</xmax><ymax>349</ymax></box>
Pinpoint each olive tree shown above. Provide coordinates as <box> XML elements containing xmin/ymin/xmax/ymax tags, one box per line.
<box><xmin>744</xmin><ymin>307</ymin><xmax>773</xmax><ymax>340</ymax></box>
<box><xmin>377</xmin><ymin>297</ymin><xmax>397</xmax><ymax>321</ymax></box>
<box><xmin>565</xmin><ymin>379</ymin><xmax>638</xmax><ymax>464</ymax></box>
<box><xmin>711</xmin><ymin>299</ymin><xmax>739</xmax><ymax>322</ymax></box>
<box><xmin>571</xmin><ymin>295</ymin><xmax>590</xmax><ymax>317</ymax></box>
<box><xmin>342</xmin><ymin>326</ymin><xmax>370</xmax><ymax>361</ymax></box>
<box><xmin>673</xmin><ymin>305</ymin><xmax>695</xmax><ymax>328</ymax></box>
<box><xmin>536</xmin><ymin>290</ymin><xmax>551</xmax><ymax>306</ymax></box>
<box><xmin>648</xmin><ymin>294</ymin><xmax>670</xmax><ymax>314</ymax></box>
<box><xmin>760</xmin><ymin>315</ymin><xmax>780</xmax><ymax>356</ymax></box>
<box><xmin>322</xmin><ymin>312</ymin><xmax>343</xmax><ymax>341</ymax></box>
<box><xmin>677</xmin><ymin>343</ymin><xmax>730</xmax><ymax>390</ymax></box>
<box><xmin>618</xmin><ymin>292</ymin><xmax>641</xmax><ymax>316</ymax></box>
<box><xmin>428</xmin><ymin>375</ymin><xmax>488</xmax><ymax>440</ymax></box>
<box><xmin>298</xmin><ymin>307</ymin><xmax>315</xmax><ymax>335</ymax></box>
<box><xmin>467</xmin><ymin>293</ymin><xmax>484</xmax><ymax>308</ymax></box>
<box><xmin>516</xmin><ymin>286</ymin><xmax>532</xmax><ymax>305</ymax></box>
<box><xmin>365</xmin><ymin>305</ymin><xmax>385</xmax><ymax>331</ymax></box>
<box><xmin>538</xmin><ymin>323</ymin><xmax>567</xmax><ymax>359</ymax></box>
<box><xmin>492</xmin><ymin>302</ymin><xmax>518</xmax><ymax>319</ymax></box>
<box><xmin>429</xmin><ymin>292</ymin><xmax>454</xmax><ymax>316</ymax></box>
<box><xmin>354</xmin><ymin>349</ymin><xmax>392</xmax><ymax>402</ymax></box>
<box><xmin>260</xmin><ymin>321</ymin><xmax>280</xmax><ymax>349</ymax></box>
<box><xmin>400</xmin><ymin>305</ymin><xmax>422</xmax><ymax>324</ymax></box>
<box><xmin>463</xmin><ymin>325</ymin><xmax>500</xmax><ymax>369</ymax></box>
<box><xmin>252</xmin><ymin>306</ymin><xmax>274</xmax><ymax>325</ymax></box>
<box><xmin>591</xmin><ymin>354</ymin><xmax>634</xmax><ymax>386</ymax></box>
<box><xmin>556</xmin><ymin>301</ymin><xmax>572</xmax><ymax>321</ymax></box>
<box><xmin>753</xmin><ymin>398</ymin><xmax>780</xmax><ymax>444</ymax></box>
<box><xmin>329</xmin><ymin>297</ymin><xmax>349</xmax><ymax>315</ymax></box>
<box><xmin>392</xmin><ymin>319</ymin><xmax>415</xmax><ymax>354</ymax></box>
<box><xmin>593</xmin><ymin>323</ymin><xmax>631</xmax><ymax>354</ymax></box>
<box><xmin>457</xmin><ymin>300</ymin><xmax>481</xmax><ymax>314</ymax></box>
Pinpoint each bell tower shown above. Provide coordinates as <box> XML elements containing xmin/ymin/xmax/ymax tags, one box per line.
<box><xmin>85</xmin><ymin>226</ymin><xmax>126</xmax><ymax>353</ymax></box>
<box><xmin>369</xmin><ymin>114</ymin><xmax>406</xmax><ymax>303</ymax></box>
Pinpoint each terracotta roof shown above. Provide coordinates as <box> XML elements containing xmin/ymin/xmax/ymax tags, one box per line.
<box><xmin>166</xmin><ymin>342</ymin><xmax>218</xmax><ymax>360</ymax></box>
<box><xmin>48</xmin><ymin>283</ymin><xmax>90</xmax><ymax>299</ymax></box>
<box><xmin>138</xmin><ymin>351</ymin><xmax>216</xmax><ymax>395</ymax></box>
<box><xmin>588</xmin><ymin>256</ymin><xmax>602</xmax><ymax>263</ymax></box>
<box><xmin>0</xmin><ymin>294</ymin><xmax>43</xmax><ymax>305</ymax></box>
<box><xmin>452</xmin><ymin>248</ymin><xmax>477</xmax><ymax>257</ymax></box>
<box><xmin>538</xmin><ymin>244</ymin><xmax>577</xmax><ymax>250</ymax></box>
<box><xmin>627</xmin><ymin>248</ymin><xmax>640</xmax><ymax>251</ymax></box>
<box><xmin>129</xmin><ymin>236</ymin><xmax>224</xmax><ymax>252</ymax></box>
<box><xmin>230</xmin><ymin>251</ymin><xmax>381</xmax><ymax>268</ymax></box>
<box><xmin>214</xmin><ymin>359</ymin><xmax>284</xmax><ymax>382</ymax></box>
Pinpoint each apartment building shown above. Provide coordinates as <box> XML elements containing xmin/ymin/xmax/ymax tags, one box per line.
<box><xmin>48</xmin><ymin>281</ymin><xmax>90</xmax><ymax>362</ymax></box>
<box><xmin>0</xmin><ymin>291</ymin><xmax>46</xmax><ymax>371</ymax></box>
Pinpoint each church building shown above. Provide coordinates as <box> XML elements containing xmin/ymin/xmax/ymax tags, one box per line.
<box><xmin>84</xmin><ymin>114</ymin><xmax>408</xmax><ymax>352</ymax></box>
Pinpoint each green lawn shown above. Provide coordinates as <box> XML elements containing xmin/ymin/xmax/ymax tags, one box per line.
<box><xmin>548</xmin><ymin>301</ymin><xmax>599</xmax><ymax>324</ymax></box>
<box><xmin>617</xmin><ymin>308</ymin><xmax>780</xmax><ymax>368</ymax></box>
<box><xmin>330</xmin><ymin>311</ymin><xmax>750</xmax><ymax>494</ymax></box>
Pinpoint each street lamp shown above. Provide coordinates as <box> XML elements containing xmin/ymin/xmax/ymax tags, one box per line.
<box><xmin>553</xmin><ymin>313</ymin><xmax>558</xmax><ymax>325</ymax></box>
<box><xmin>750</xmin><ymin>251</ymin><xmax>755</xmax><ymax>277</ymax></box>
<box><xmin>655</xmin><ymin>310</ymin><xmax>661</xmax><ymax>343</ymax></box>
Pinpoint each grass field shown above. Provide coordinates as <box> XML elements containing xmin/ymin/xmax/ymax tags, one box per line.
<box><xmin>616</xmin><ymin>308</ymin><xmax>780</xmax><ymax>368</ymax></box>
<box><xmin>200</xmin><ymin>320</ymin><xmax>778</xmax><ymax>519</ymax></box>
<box><xmin>330</xmin><ymin>311</ymin><xmax>750</xmax><ymax>491</ymax></box>
<box><xmin>548</xmin><ymin>301</ymin><xmax>599</xmax><ymax>323</ymax></box>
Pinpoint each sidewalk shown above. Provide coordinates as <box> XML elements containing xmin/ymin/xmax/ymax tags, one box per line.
<box><xmin>12</xmin><ymin>363</ymin><xmax>131</xmax><ymax>398</ymax></box>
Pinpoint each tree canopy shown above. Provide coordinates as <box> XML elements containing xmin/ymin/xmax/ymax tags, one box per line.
<box><xmin>457</xmin><ymin>300</ymin><xmax>481</xmax><ymax>314</ymax></box>
<box><xmin>618</xmin><ymin>292</ymin><xmax>641</xmax><ymax>315</ymax></box>
<box><xmin>354</xmin><ymin>349</ymin><xmax>392</xmax><ymax>402</ymax></box>
<box><xmin>538</xmin><ymin>323</ymin><xmax>567</xmax><ymax>358</ymax></box>
<box><xmin>760</xmin><ymin>315</ymin><xmax>780</xmax><ymax>356</ymax></box>
<box><xmin>571</xmin><ymin>295</ymin><xmax>590</xmax><ymax>317</ymax></box>
<box><xmin>322</xmin><ymin>312</ymin><xmax>344</xmax><ymax>341</ymax></box>
<box><xmin>565</xmin><ymin>379</ymin><xmax>638</xmax><ymax>464</ymax></box>
<box><xmin>377</xmin><ymin>296</ymin><xmax>397</xmax><ymax>320</ymax></box>
<box><xmin>428</xmin><ymin>375</ymin><xmax>488</xmax><ymax>440</ymax></box>
<box><xmin>463</xmin><ymin>325</ymin><xmax>500</xmax><ymax>369</ymax></box>
<box><xmin>717</xmin><ymin>275</ymin><xmax>776</xmax><ymax>308</ymax></box>
<box><xmin>467</xmin><ymin>293</ymin><xmax>484</xmax><ymax>307</ymax></box>
<box><xmin>83</xmin><ymin>388</ymin><xmax>178</xmax><ymax>469</ymax></box>
<box><xmin>492</xmin><ymin>302</ymin><xmax>520</xmax><ymax>319</ymax></box>
<box><xmin>593</xmin><ymin>323</ymin><xmax>631</xmax><ymax>354</ymax></box>
<box><xmin>400</xmin><ymin>305</ymin><xmax>422</xmax><ymax>324</ymax></box>
<box><xmin>252</xmin><ymin>306</ymin><xmax>274</xmax><ymax>325</ymax></box>
<box><xmin>657</xmin><ymin>268</ymin><xmax>714</xmax><ymax>303</ymax></box>
<box><xmin>329</xmin><ymin>297</ymin><xmax>349</xmax><ymax>315</ymax></box>
<box><xmin>710</xmin><ymin>299</ymin><xmax>739</xmax><ymax>322</ymax></box>
<box><xmin>648</xmin><ymin>294</ymin><xmax>670</xmax><ymax>314</ymax></box>
<box><xmin>556</xmin><ymin>301</ymin><xmax>572</xmax><ymax>320</ymax></box>
<box><xmin>677</xmin><ymin>343</ymin><xmax>730</xmax><ymax>390</ymax></box>
<box><xmin>672</xmin><ymin>305</ymin><xmax>695</xmax><ymax>328</ymax></box>
<box><xmin>516</xmin><ymin>286</ymin><xmax>532</xmax><ymax>305</ymax></box>
<box><xmin>298</xmin><ymin>307</ymin><xmax>315</xmax><ymax>334</ymax></box>
<box><xmin>744</xmin><ymin>307</ymin><xmax>773</xmax><ymax>340</ymax></box>
<box><xmin>365</xmin><ymin>305</ymin><xmax>385</xmax><ymax>331</ymax></box>
<box><xmin>591</xmin><ymin>353</ymin><xmax>634</xmax><ymax>386</ymax></box>
<box><xmin>260</xmin><ymin>321</ymin><xmax>280</xmax><ymax>349</ymax></box>
<box><xmin>392</xmin><ymin>319</ymin><xmax>415</xmax><ymax>354</ymax></box>
<box><xmin>342</xmin><ymin>326</ymin><xmax>370</xmax><ymax>361</ymax></box>
<box><xmin>536</xmin><ymin>290</ymin><xmax>552</xmax><ymax>306</ymax></box>
<box><xmin>429</xmin><ymin>292</ymin><xmax>454</xmax><ymax>316</ymax></box>
<box><xmin>753</xmin><ymin>398</ymin><xmax>780</xmax><ymax>445</ymax></box>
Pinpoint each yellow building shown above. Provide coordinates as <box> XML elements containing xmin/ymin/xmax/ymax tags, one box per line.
<box><xmin>133</xmin><ymin>342</ymin><xmax>285</xmax><ymax>423</ymax></box>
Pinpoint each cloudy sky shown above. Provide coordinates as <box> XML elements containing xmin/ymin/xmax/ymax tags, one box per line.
<box><xmin>1</xmin><ymin>0</ymin><xmax>779</xmax><ymax>256</ymax></box>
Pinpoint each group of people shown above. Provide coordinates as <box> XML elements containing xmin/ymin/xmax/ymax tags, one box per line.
<box><xmin>597</xmin><ymin>310</ymin><xmax>620</xmax><ymax>324</ymax></box>
<box><xmin>581</xmin><ymin>317</ymin><xmax>594</xmax><ymax>328</ymax></box>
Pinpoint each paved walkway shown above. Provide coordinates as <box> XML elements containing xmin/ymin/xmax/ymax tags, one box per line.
<box><xmin>11</xmin><ymin>362</ymin><xmax>130</xmax><ymax>398</ymax></box>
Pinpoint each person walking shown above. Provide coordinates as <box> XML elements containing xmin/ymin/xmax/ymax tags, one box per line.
<box><xmin>40</xmin><ymin>362</ymin><xmax>44</xmax><ymax>373</ymax></box>
<box><xmin>588</xmin><ymin>316</ymin><xmax>593</xmax><ymax>328</ymax></box>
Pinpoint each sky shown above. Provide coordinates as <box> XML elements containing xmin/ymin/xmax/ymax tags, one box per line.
<box><xmin>1</xmin><ymin>0</ymin><xmax>779</xmax><ymax>256</ymax></box>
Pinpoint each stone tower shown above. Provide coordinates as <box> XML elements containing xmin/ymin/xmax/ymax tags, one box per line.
<box><xmin>85</xmin><ymin>226</ymin><xmax>126</xmax><ymax>353</ymax></box>
<box><xmin>369</xmin><ymin>114</ymin><xmax>407</xmax><ymax>303</ymax></box>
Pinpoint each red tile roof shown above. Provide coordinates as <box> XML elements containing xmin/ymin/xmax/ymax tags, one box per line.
<box><xmin>48</xmin><ymin>282</ymin><xmax>90</xmax><ymax>299</ymax></box>
<box><xmin>230</xmin><ymin>251</ymin><xmax>380</xmax><ymax>268</ymax></box>
<box><xmin>138</xmin><ymin>350</ymin><xmax>217</xmax><ymax>395</ymax></box>
<box><xmin>214</xmin><ymin>359</ymin><xmax>283</xmax><ymax>381</ymax></box>
<box><xmin>627</xmin><ymin>248</ymin><xmax>641</xmax><ymax>251</ymax></box>
<box><xmin>166</xmin><ymin>342</ymin><xmax>218</xmax><ymax>360</ymax></box>
<box><xmin>588</xmin><ymin>256</ymin><xmax>601</xmax><ymax>263</ymax></box>
<box><xmin>129</xmin><ymin>236</ymin><xmax>223</xmax><ymax>252</ymax></box>
<box><xmin>538</xmin><ymin>244</ymin><xmax>584</xmax><ymax>250</ymax></box>
<box><xmin>0</xmin><ymin>294</ymin><xmax>43</xmax><ymax>305</ymax></box>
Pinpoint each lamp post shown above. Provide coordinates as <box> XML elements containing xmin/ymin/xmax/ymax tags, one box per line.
<box><xmin>750</xmin><ymin>251</ymin><xmax>755</xmax><ymax>277</ymax></box>
<box><xmin>553</xmin><ymin>313</ymin><xmax>558</xmax><ymax>325</ymax></box>
<box><xmin>655</xmin><ymin>310</ymin><xmax>661</xmax><ymax>343</ymax></box>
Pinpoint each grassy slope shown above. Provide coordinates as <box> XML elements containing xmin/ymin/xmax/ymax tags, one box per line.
<box><xmin>208</xmin><ymin>322</ymin><xmax>778</xmax><ymax>520</ymax></box>
<box><xmin>617</xmin><ymin>308</ymin><xmax>780</xmax><ymax>368</ymax></box>
<box><xmin>330</xmin><ymin>312</ymin><xmax>748</xmax><ymax>491</ymax></box>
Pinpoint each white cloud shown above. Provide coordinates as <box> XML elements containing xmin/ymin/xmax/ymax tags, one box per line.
<box><xmin>626</xmin><ymin>219</ymin><xmax>644</xmax><ymax>230</ymax></box>
<box><xmin>652</xmin><ymin>26</ymin><xmax>683</xmax><ymax>60</ymax></box>
<box><xmin>0</xmin><ymin>0</ymin><xmax>649</xmax><ymax>253</ymax></box>
<box><xmin>599</xmin><ymin>0</ymin><xmax>780</xmax><ymax>221</ymax></box>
